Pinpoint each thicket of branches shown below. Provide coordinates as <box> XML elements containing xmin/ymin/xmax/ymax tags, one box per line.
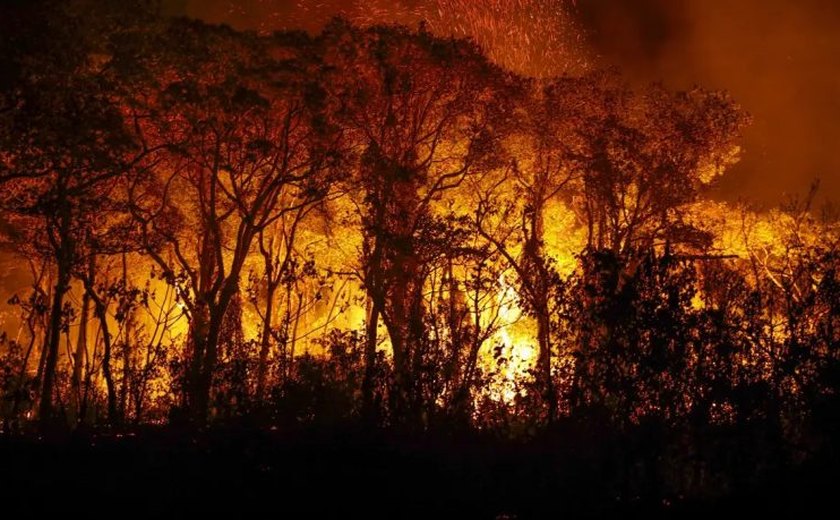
<box><xmin>1</xmin><ymin>5</ymin><xmax>839</xmax><ymax>496</ymax></box>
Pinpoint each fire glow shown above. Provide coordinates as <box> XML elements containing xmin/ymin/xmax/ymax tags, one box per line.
<box><xmin>0</xmin><ymin>0</ymin><xmax>837</xmax><ymax>436</ymax></box>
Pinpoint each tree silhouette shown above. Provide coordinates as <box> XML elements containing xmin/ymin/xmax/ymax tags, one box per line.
<box><xmin>0</xmin><ymin>1</ymin><xmax>155</xmax><ymax>426</ymax></box>
<box><xmin>321</xmin><ymin>20</ymin><xmax>516</xmax><ymax>424</ymax></box>
<box><xmin>126</xmin><ymin>21</ymin><xmax>342</xmax><ymax>422</ymax></box>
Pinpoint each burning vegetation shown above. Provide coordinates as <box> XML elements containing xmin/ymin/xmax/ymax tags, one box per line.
<box><xmin>1</xmin><ymin>1</ymin><xmax>839</xmax><ymax>516</ymax></box>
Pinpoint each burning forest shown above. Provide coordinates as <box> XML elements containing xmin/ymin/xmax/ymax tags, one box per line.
<box><xmin>1</xmin><ymin>0</ymin><xmax>839</xmax><ymax>517</ymax></box>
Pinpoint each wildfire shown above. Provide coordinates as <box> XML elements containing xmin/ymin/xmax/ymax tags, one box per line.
<box><xmin>484</xmin><ymin>273</ymin><xmax>537</xmax><ymax>403</ymax></box>
<box><xmin>6</xmin><ymin>1</ymin><xmax>834</xmax><ymax>434</ymax></box>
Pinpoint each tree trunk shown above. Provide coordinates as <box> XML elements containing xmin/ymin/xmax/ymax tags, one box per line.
<box><xmin>69</xmin><ymin>281</ymin><xmax>90</xmax><ymax>426</ymax></box>
<box><xmin>11</xmin><ymin>315</ymin><xmax>39</xmax><ymax>423</ymax></box>
<box><xmin>382</xmin><ymin>261</ymin><xmax>426</xmax><ymax>427</ymax></box>
<box><xmin>536</xmin><ymin>309</ymin><xmax>556</xmax><ymax>423</ymax></box>
<box><xmin>119</xmin><ymin>253</ymin><xmax>131</xmax><ymax>421</ymax></box>
<box><xmin>39</xmin><ymin>197</ymin><xmax>74</xmax><ymax>429</ymax></box>
<box><xmin>455</xmin><ymin>333</ymin><xmax>485</xmax><ymax>419</ymax></box>
<box><xmin>361</xmin><ymin>298</ymin><xmax>380</xmax><ymax>421</ymax></box>
<box><xmin>190</xmin><ymin>280</ymin><xmax>239</xmax><ymax>424</ymax></box>
<box><xmin>525</xmin><ymin>197</ymin><xmax>555</xmax><ymax>423</ymax></box>
<box><xmin>33</xmin><ymin>326</ymin><xmax>48</xmax><ymax>413</ymax></box>
<box><xmin>80</xmin><ymin>261</ymin><xmax>119</xmax><ymax>426</ymax></box>
<box><xmin>93</xmin><ymin>297</ymin><xmax>119</xmax><ymax>425</ymax></box>
<box><xmin>38</xmin><ymin>259</ymin><xmax>71</xmax><ymax>427</ymax></box>
<box><xmin>191</xmin><ymin>312</ymin><xmax>222</xmax><ymax>424</ymax></box>
<box><xmin>288</xmin><ymin>291</ymin><xmax>303</xmax><ymax>371</ymax></box>
<box><xmin>255</xmin><ymin>282</ymin><xmax>276</xmax><ymax>402</ymax></box>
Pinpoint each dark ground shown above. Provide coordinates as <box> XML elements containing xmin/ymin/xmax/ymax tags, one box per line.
<box><xmin>1</xmin><ymin>425</ymin><xmax>838</xmax><ymax>518</ymax></box>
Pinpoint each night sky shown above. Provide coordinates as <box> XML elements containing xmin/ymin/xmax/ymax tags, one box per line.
<box><xmin>158</xmin><ymin>1</ymin><xmax>840</xmax><ymax>206</ymax></box>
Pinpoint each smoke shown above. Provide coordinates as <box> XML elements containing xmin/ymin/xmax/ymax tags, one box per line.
<box><xmin>174</xmin><ymin>1</ymin><xmax>587</xmax><ymax>75</ymax></box>
<box><xmin>170</xmin><ymin>0</ymin><xmax>840</xmax><ymax>206</ymax></box>
<box><xmin>577</xmin><ymin>0</ymin><xmax>840</xmax><ymax>206</ymax></box>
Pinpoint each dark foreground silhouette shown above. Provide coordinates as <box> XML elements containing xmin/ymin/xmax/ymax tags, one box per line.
<box><xmin>3</xmin><ymin>423</ymin><xmax>838</xmax><ymax>518</ymax></box>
